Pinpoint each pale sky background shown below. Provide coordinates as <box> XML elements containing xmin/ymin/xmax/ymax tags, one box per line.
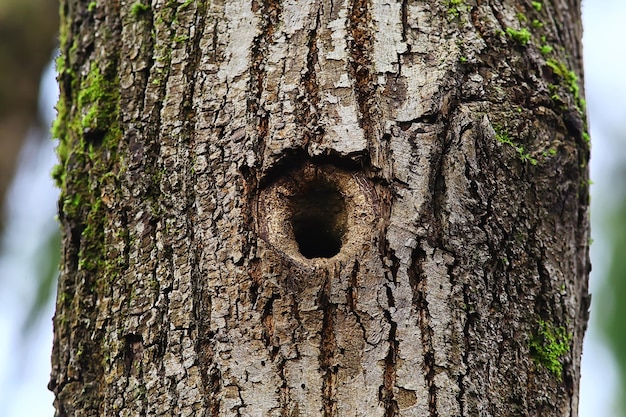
<box><xmin>0</xmin><ymin>1</ymin><xmax>625</xmax><ymax>415</ymax></box>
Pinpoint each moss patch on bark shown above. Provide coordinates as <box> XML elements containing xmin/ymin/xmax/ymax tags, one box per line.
<box><xmin>529</xmin><ymin>319</ymin><xmax>572</xmax><ymax>381</ymax></box>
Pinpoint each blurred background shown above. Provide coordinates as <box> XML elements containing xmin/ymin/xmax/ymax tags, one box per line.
<box><xmin>0</xmin><ymin>0</ymin><xmax>624</xmax><ymax>415</ymax></box>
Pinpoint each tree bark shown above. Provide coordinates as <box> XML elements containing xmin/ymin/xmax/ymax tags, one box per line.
<box><xmin>49</xmin><ymin>0</ymin><xmax>590</xmax><ymax>416</ymax></box>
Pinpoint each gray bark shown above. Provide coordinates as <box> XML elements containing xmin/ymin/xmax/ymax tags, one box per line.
<box><xmin>50</xmin><ymin>0</ymin><xmax>590</xmax><ymax>416</ymax></box>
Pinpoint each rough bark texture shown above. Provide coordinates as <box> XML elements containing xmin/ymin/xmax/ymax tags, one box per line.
<box><xmin>50</xmin><ymin>0</ymin><xmax>590</xmax><ymax>416</ymax></box>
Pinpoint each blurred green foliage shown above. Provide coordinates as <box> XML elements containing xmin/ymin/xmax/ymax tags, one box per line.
<box><xmin>599</xmin><ymin>185</ymin><xmax>626</xmax><ymax>417</ymax></box>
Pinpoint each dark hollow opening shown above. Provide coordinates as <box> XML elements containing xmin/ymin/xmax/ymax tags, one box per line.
<box><xmin>291</xmin><ymin>181</ymin><xmax>347</xmax><ymax>259</ymax></box>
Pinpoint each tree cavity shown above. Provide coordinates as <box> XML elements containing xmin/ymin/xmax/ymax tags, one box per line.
<box><xmin>290</xmin><ymin>180</ymin><xmax>347</xmax><ymax>259</ymax></box>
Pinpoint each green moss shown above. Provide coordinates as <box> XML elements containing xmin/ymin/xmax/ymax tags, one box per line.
<box><xmin>582</xmin><ymin>131</ymin><xmax>590</xmax><ymax>144</ymax></box>
<box><xmin>494</xmin><ymin>125</ymin><xmax>538</xmax><ymax>165</ymax></box>
<box><xmin>50</xmin><ymin>164</ymin><xmax>64</xmax><ymax>185</ymax></box>
<box><xmin>446</xmin><ymin>0</ymin><xmax>467</xmax><ymax>19</ymax></box>
<box><xmin>516</xmin><ymin>12</ymin><xmax>527</xmax><ymax>23</ymax></box>
<box><xmin>540</xmin><ymin>44</ymin><xmax>553</xmax><ymax>55</ymax></box>
<box><xmin>61</xmin><ymin>193</ymin><xmax>82</xmax><ymax>219</ymax></box>
<box><xmin>130</xmin><ymin>2</ymin><xmax>150</xmax><ymax>17</ymax></box>
<box><xmin>546</xmin><ymin>60</ymin><xmax>577</xmax><ymax>93</ymax></box>
<box><xmin>547</xmin><ymin>83</ymin><xmax>560</xmax><ymax>100</ymax></box>
<box><xmin>529</xmin><ymin>319</ymin><xmax>571</xmax><ymax>381</ymax></box>
<box><xmin>179</xmin><ymin>0</ymin><xmax>194</xmax><ymax>9</ymax></box>
<box><xmin>532</xmin><ymin>1</ymin><xmax>542</xmax><ymax>11</ymax></box>
<box><xmin>50</xmin><ymin>0</ymin><xmax>130</xmax><ymax>362</ymax></box>
<box><xmin>52</xmin><ymin>61</ymin><xmax>111</xmax><ymax>152</ymax></box>
<box><xmin>519</xmin><ymin>152</ymin><xmax>537</xmax><ymax>165</ymax></box>
<box><xmin>494</xmin><ymin>125</ymin><xmax>511</xmax><ymax>144</ymax></box>
<box><xmin>52</xmin><ymin>56</ymin><xmax>122</xmax><ymax>279</ymax></box>
<box><xmin>531</xmin><ymin>19</ymin><xmax>543</xmax><ymax>29</ymax></box>
<box><xmin>51</xmin><ymin>7</ymin><xmax>75</xmax><ymax>192</ymax></box>
<box><xmin>76</xmin><ymin>63</ymin><xmax>120</xmax><ymax>140</ymax></box>
<box><xmin>546</xmin><ymin>58</ymin><xmax>585</xmax><ymax>112</ymax></box>
<box><xmin>542</xmin><ymin>148</ymin><xmax>557</xmax><ymax>157</ymax></box>
<box><xmin>506</xmin><ymin>27</ymin><xmax>532</xmax><ymax>46</ymax></box>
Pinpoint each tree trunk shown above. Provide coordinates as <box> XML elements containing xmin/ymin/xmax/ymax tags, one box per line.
<box><xmin>49</xmin><ymin>0</ymin><xmax>590</xmax><ymax>416</ymax></box>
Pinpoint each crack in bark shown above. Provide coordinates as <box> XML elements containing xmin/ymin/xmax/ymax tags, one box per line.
<box><xmin>423</xmin><ymin>322</ymin><xmax>438</xmax><ymax>416</ymax></box>
<box><xmin>458</xmin><ymin>282</ymin><xmax>477</xmax><ymax>417</ymax></box>
<box><xmin>117</xmin><ymin>331</ymin><xmax>147</xmax><ymax>416</ymax></box>
<box><xmin>347</xmin><ymin>0</ymin><xmax>377</xmax><ymax>153</ymax></box>
<box><xmin>299</xmin><ymin>7</ymin><xmax>322</xmax><ymax>147</ymax></box>
<box><xmin>408</xmin><ymin>245</ymin><xmax>438</xmax><ymax>416</ymax></box>
<box><xmin>319</xmin><ymin>284</ymin><xmax>337</xmax><ymax>417</ymax></box>
<box><xmin>123</xmin><ymin>333</ymin><xmax>144</xmax><ymax>377</ymax></box>
<box><xmin>346</xmin><ymin>260</ymin><xmax>359</xmax><ymax>312</ymax></box>
<box><xmin>276</xmin><ymin>355</ymin><xmax>290</xmax><ymax>417</ymax></box>
<box><xmin>249</xmin><ymin>0</ymin><xmax>282</xmax><ymax>172</ymax></box>
<box><xmin>380</xmin><ymin>238</ymin><xmax>400</xmax><ymax>285</ymax></box>
<box><xmin>260</xmin><ymin>292</ymin><xmax>280</xmax><ymax>360</ymax></box>
<box><xmin>380</xmin><ymin>285</ymin><xmax>399</xmax><ymax>417</ymax></box>
<box><xmin>123</xmin><ymin>0</ymin><xmax>154</xmax><ymax>127</ymax></box>
<box><xmin>181</xmin><ymin>6</ymin><xmax>213</xmax><ymax>413</ymax></box>
<box><xmin>346</xmin><ymin>260</ymin><xmax>371</xmax><ymax>346</ymax></box>
<box><xmin>207</xmin><ymin>366</ymin><xmax>222</xmax><ymax>417</ymax></box>
<box><xmin>182</xmin><ymin>2</ymin><xmax>208</xmax><ymax>120</ymax></box>
<box><xmin>235</xmin><ymin>384</ymin><xmax>245</xmax><ymax>417</ymax></box>
<box><xmin>400</xmin><ymin>0</ymin><xmax>408</xmax><ymax>43</ymax></box>
<box><xmin>140</xmin><ymin>8</ymin><xmax>172</xmax><ymax>152</ymax></box>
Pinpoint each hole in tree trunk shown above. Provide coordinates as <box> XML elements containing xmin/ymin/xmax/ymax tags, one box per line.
<box><xmin>258</xmin><ymin>163</ymin><xmax>380</xmax><ymax>265</ymax></box>
<box><xmin>291</xmin><ymin>180</ymin><xmax>347</xmax><ymax>259</ymax></box>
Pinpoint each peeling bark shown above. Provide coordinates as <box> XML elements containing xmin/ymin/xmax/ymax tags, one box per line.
<box><xmin>50</xmin><ymin>0</ymin><xmax>590</xmax><ymax>416</ymax></box>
